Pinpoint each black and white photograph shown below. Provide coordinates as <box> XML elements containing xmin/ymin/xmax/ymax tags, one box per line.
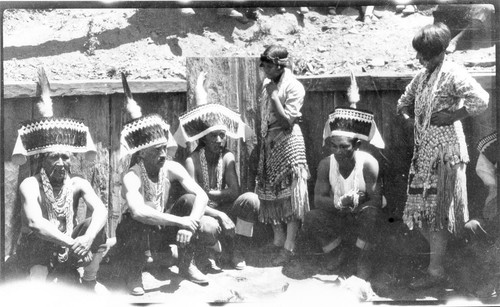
<box><xmin>0</xmin><ymin>1</ymin><xmax>498</xmax><ymax>305</ymax></box>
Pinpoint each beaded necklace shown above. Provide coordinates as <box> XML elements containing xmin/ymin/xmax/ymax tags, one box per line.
<box><xmin>199</xmin><ymin>147</ymin><xmax>223</xmax><ymax>192</ymax></box>
<box><xmin>40</xmin><ymin>168</ymin><xmax>74</xmax><ymax>236</ymax></box>
<box><xmin>414</xmin><ymin>62</ymin><xmax>443</xmax><ymax>146</ymax></box>
<box><xmin>139</xmin><ymin>160</ymin><xmax>165</xmax><ymax>212</ymax></box>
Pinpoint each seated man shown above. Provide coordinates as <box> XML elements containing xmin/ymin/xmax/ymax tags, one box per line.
<box><xmin>14</xmin><ymin>67</ymin><xmax>107</xmax><ymax>290</ymax></box>
<box><xmin>464</xmin><ymin>132</ymin><xmax>500</xmax><ymax>297</ymax></box>
<box><xmin>116</xmin><ymin>74</ymin><xmax>212</xmax><ymax>296</ymax></box>
<box><xmin>301</xmin><ymin>107</ymin><xmax>384</xmax><ymax>280</ymax></box>
<box><xmin>175</xmin><ymin>72</ymin><xmax>259</xmax><ymax>271</ymax></box>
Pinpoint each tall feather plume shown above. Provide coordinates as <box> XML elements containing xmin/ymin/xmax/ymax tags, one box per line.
<box><xmin>121</xmin><ymin>72</ymin><xmax>142</xmax><ymax>119</ymax></box>
<box><xmin>195</xmin><ymin>71</ymin><xmax>208</xmax><ymax>107</ymax></box>
<box><xmin>36</xmin><ymin>66</ymin><xmax>53</xmax><ymax>117</ymax></box>
<box><xmin>347</xmin><ymin>69</ymin><xmax>360</xmax><ymax>109</ymax></box>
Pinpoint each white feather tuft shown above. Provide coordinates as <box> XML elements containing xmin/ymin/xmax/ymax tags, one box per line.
<box><xmin>347</xmin><ymin>69</ymin><xmax>360</xmax><ymax>108</ymax></box>
<box><xmin>121</xmin><ymin>72</ymin><xmax>142</xmax><ymax>119</ymax></box>
<box><xmin>195</xmin><ymin>71</ymin><xmax>208</xmax><ymax>106</ymax></box>
<box><xmin>126</xmin><ymin>98</ymin><xmax>142</xmax><ymax>119</ymax></box>
<box><xmin>37</xmin><ymin>66</ymin><xmax>54</xmax><ymax>117</ymax></box>
<box><xmin>36</xmin><ymin>97</ymin><xmax>53</xmax><ymax>117</ymax></box>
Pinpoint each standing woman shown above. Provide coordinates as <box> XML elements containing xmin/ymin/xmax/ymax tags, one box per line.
<box><xmin>397</xmin><ymin>23</ymin><xmax>489</xmax><ymax>289</ymax></box>
<box><xmin>256</xmin><ymin>45</ymin><xmax>310</xmax><ymax>265</ymax></box>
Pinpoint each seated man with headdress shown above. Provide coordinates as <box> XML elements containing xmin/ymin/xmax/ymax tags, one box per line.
<box><xmin>464</xmin><ymin>131</ymin><xmax>500</xmax><ymax>297</ymax></box>
<box><xmin>14</xmin><ymin>67</ymin><xmax>108</xmax><ymax>291</ymax></box>
<box><xmin>174</xmin><ymin>72</ymin><xmax>259</xmax><ymax>271</ymax></box>
<box><xmin>299</xmin><ymin>74</ymin><xmax>384</xmax><ymax>280</ymax></box>
<box><xmin>116</xmin><ymin>73</ymin><xmax>213</xmax><ymax>296</ymax></box>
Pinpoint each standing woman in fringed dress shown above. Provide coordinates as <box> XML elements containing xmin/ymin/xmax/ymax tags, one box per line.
<box><xmin>397</xmin><ymin>23</ymin><xmax>489</xmax><ymax>289</ymax></box>
<box><xmin>256</xmin><ymin>45</ymin><xmax>310</xmax><ymax>266</ymax></box>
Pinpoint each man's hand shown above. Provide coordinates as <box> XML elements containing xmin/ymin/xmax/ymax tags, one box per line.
<box><xmin>431</xmin><ymin>109</ymin><xmax>456</xmax><ymax>126</ymax></box>
<box><xmin>70</xmin><ymin>234</ymin><xmax>93</xmax><ymax>257</ymax></box>
<box><xmin>218</xmin><ymin>212</ymin><xmax>235</xmax><ymax>238</ymax></box>
<box><xmin>177</xmin><ymin>216</ymin><xmax>199</xmax><ymax>233</ymax></box>
<box><xmin>176</xmin><ymin>229</ymin><xmax>194</xmax><ymax>248</ymax></box>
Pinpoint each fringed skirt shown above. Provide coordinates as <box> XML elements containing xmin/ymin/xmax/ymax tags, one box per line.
<box><xmin>256</xmin><ymin>125</ymin><xmax>310</xmax><ymax>224</ymax></box>
<box><xmin>403</xmin><ymin>124</ymin><xmax>469</xmax><ymax>235</ymax></box>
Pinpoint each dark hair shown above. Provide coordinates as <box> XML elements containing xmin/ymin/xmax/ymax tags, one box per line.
<box><xmin>412</xmin><ymin>23</ymin><xmax>451</xmax><ymax>60</ymax></box>
<box><xmin>260</xmin><ymin>45</ymin><xmax>289</xmax><ymax>68</ymax></box>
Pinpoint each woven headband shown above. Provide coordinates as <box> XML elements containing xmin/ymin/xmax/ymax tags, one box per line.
<box><xmin>260</xmin><ymin>54</ymin><xmax>289</xmax><ymax>66</ymax></box>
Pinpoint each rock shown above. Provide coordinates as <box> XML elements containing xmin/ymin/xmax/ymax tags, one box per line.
<box><xmin>317</xmin><ymin>46</ymin><xmax>328</xmax><ymax>53</ymax></box>
<box><xmin>370</xmin><ymin>57</ymin><xmax>386</xmax><ymax>67</ymax></box>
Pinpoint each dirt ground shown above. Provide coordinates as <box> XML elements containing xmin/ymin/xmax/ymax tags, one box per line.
<box><xmin>2</xmin><ymin>5</ymin><xmax>495</xmax><ymax>82</ymax></box>
<box><xmin>2</xmin><ymin>4</ymin><xmax>498</xmax><ymax>306</ymax></box>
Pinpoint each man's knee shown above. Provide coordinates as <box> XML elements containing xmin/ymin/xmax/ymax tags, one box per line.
<box><xmin>197</xmin><ymin>216</ymin><xmax>219</xmax><ymax>246</ymax></box>
<box><xmin>357</xmin><ymin>206</ymin><xmax>380</xmax><ymax>244</ymax></box>
<box><xmin>358</xmin><ymin>206</ymin><xmax>379</xmax><ymax>226</ymax></box>
<box><xmin>170</xmin><ymin>194</ymin><xmax>196</xmax><ymax>216</ymax></box>
<box><xmin>72</xmin><ymin>218</ymin><xmax>106</xmax><ymax>248</ymax></box>
<box><xmin>232</xmin><ymin>192</ymin><xmax>260</xmax><ymax>222</ymax></box>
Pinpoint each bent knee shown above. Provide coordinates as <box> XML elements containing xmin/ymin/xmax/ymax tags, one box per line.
<box><xmin>199</xmin><ymin>216</ymin><xmax>219</xmax><ymax>235</ymax></box>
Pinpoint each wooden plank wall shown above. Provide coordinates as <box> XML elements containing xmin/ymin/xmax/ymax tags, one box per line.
<box><xmin>2</xmin><ymin>74</ymin><xmax>495</xmax><ymax>259</ymax></box>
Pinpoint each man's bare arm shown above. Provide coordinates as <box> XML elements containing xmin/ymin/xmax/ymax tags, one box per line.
<box><xmin>359</xmin><ymin>154</ymin><xmax>381</xmax><ymax>210</ymax></box>
<box><xmin>20</xmin><ymin>177</ymin><xmax>75</xmax><ymax>247</ymax></box>
<box><xmin>122</xmin><ymin>169</ymin><xmax>197</xmax><ymax>232</ymax></box>
<box><xmin>77</xmin><ymin>177</ymin><xmax>107</xmax><ymax>239</ymax></box>
<box><xmin>314</xmin><ymin>157</ymin><xmax>335</xmax><ymax>210</ymax></box>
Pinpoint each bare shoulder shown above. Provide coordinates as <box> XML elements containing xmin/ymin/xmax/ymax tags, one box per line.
<box><xmin>318</xmin><ymin>155</ymin><xmax>331</xmax><ymax>169</ymax></box>
<box><xmin>68</xmin><ymin>175</ymin><xmax>93</xmax><ymax>192</ymax></box>
<box><xmin>122</xmin><ymin>167</ymin><xmax>141</xmax><ymax>187</ymax></box>
<box><xmin>359</xmin><ymin>151</ymin><xmax>379</xmax><ymax>173</ymax></box>
<box><xmin>222</xmin><ymin>150</ymin><xmax>235</xmax><ymax>162</ymax></box>
<box><xmin>165</xmin><ymin>160</ymin><xmax>187</xmax><ymax>177</ymax></box>
<box><xmin>361</xmin><ymin>151</ymin><xmax>378</xmax><ymax>165</ymax></box>
<box><xmin>19</xmin><ymin>175</ymin><xmax>40</xmax><ymax>192</ymax></box>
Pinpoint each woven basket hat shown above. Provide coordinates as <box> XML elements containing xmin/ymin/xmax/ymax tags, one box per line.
<box><xmin>322</xmin><ymin>71</ymin><xmax>385</xmax><ymax>149</ymax></box>
<box><xmin>119</xmin><ymin>73</ymin><xmax>177</xmax><ymax>159</ymax></box>
<box><xmin>11</xmin><ymin>67</ymin><xmax>96</xmax><ymax>165</ymax></box>
<box><xmin>173</xmin><ymin>71</ymin><xmax>252</xmax><ymax>147</ymax></box>
<box><xmin>477</xmin><ymin>131</ymin><xmax>497</xmax><ymax>163</ymax></box>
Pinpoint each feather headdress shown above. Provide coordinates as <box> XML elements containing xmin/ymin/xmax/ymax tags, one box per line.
<box><xmin>119</xmin><ymin>73</ymin><xmax>177</xmax><ymax>160</ymax></box>
<box><xmin>11</xmin><ymin>67</ymin><xmax>96</xmax><ymax>165</ymax></box>
<box><xmin>173</xmin><ymin>71</ymin><xmax>253</xmax><ymax>147</ymax></box>
<box><xmin>322</xmin><ymin>70</ymin><xmax>384</xmax><ymax>148</ymax></box>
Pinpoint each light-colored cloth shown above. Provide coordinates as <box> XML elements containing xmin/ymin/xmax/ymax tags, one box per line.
<box><xmin>329</xmin><ymin>151</ymin><xmax>367</xmax><ymax>208</ymax></box>
<box><xmin>256</xmin><ymin>68</ymin><xmax>309</xmax><ymax>224</ymax></box>
<box><xmin>260</xmin><ymin>68</ymin><xmax>305</xmax><ymax>136</ymax></box>
<box><xmin>397</xmin><ymin>59</ymin><xmax>489</xmax><ymax>234</ymax></box>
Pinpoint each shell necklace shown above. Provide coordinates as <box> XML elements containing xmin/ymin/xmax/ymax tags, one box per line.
<box><xmin>40</xmin><ymin>167</ymin><xmax>74</xmax><ymax>236</ymax></box>
<box><xmin>139</xmin><ymin>160</ymin><xmax>165</xmax><ymax>212</ymax></box>
<box><xmin>199</xmin><ymin>147</ymin><xmax>223</xmax><ymax>192</ymax></box>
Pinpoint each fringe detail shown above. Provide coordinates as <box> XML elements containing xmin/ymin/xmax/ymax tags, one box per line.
<box><xmin>403</xmin><ymin>161</ymin><xmax>468</xmax><ymax>236</ymax></box>
<box><xmin>259</xmin><ymin>166</ymin><xmax>310</xmax><ymax>224</ymax></box>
